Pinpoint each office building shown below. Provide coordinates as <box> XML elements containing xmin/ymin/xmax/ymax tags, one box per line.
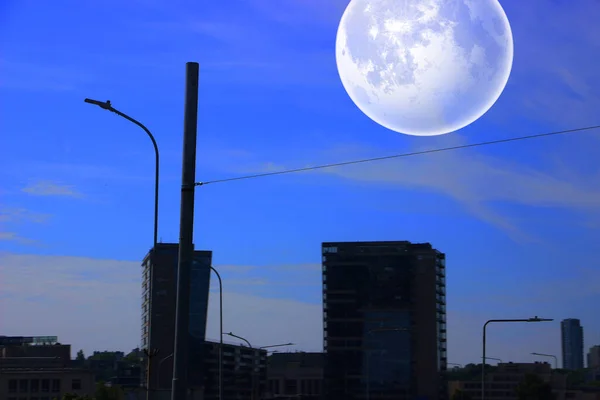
<box><xmin>0</xmin><ymin>336</ymin><xmax>95</xmax><ymax>399</ymax></box>
<box><xmin>588</xmin><ymin>345</ymin><xmax>600</xmax><ymax>369</ymax></box>
<box><xmin>200</xmin><ymin>340</ymin><xmax>267</xmax><ymax>400</ymax></box>
<box><xmin>265</xmin><ymin>352</ymin><xmax>324</xmax><ymax>399</ymax></box>
<box><xmin>322</xmin><ymin>241</ymin><xmax>447</xmax><ymax>400</ymax></box>
<box><xmin>141</xmin><ymin>243</ymin><xmax>212</xmax><ymax>391</ymax></box>
<box><xmin>561</xmin><ymin>319</ymin><xmax>585</xmax><ymax>370</ymax></box>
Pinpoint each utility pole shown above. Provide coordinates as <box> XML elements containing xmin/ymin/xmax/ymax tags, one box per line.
<box><xmin>171</xmin><ymin>62</ymin><xmax>200</xmax><ymax>400</ymax></box>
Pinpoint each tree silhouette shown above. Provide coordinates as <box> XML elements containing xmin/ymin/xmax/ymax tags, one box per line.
<box><xmin>76</xmin><ymin>349</ymin><xmax>86</xmax><ymax>361</ymax></box>
<box><xmin>515</xmin><ymin>373</ymin><xmax>555</xmax><ymax>400</ymax></box>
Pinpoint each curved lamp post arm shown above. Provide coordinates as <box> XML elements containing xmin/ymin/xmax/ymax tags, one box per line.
<box><xmin>84</xmin><ymin>98</ymin><xmax>160</xmax><ymax>248</ymax></box>
<box><xmin>225</xmin><ymin>332</ymin><xmax>252</xmax><ymax>348</ymax></box>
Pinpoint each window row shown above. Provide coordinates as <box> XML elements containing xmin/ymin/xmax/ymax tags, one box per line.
<box><xmin>8</xmin><ymin>378</ymin><xmax>81</xmax><ymax>393</ymax></box>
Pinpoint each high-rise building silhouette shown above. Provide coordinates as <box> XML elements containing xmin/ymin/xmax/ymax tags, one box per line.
<box><xmin>322</xmin><ymin>241</ymin><xmax>447</xmax><ymax>400</ymax></box>
<box><xmin>141</xmin><ymin>243</ymin><xmax>212</xmax><ymax>390</ymax></box>
<box><xmin>561</xmin><ymin>318</ymin><xmax>584</xmax><ymax>370</ymax></box>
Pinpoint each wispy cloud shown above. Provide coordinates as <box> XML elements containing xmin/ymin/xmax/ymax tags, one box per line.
<box><xmin>223</xmin><ymin>136</ymin><xmax>600</xmax><ymax>240</ymax></box>
<box><xmin>1</xmin><ymin>252</ymin><xmax>597</xmax><ymax>366</ymax></box>
<box><xmin>22</xmin><ymin>181</ymin><xmax>83</xmax><ymax>198</ymax></box>
<box><xmin>0</xmin><ymin>59</ymin><xmax>94</xmax><ymax>92</ymax></box>
<box><xmin>0</xmin><ymin>207</ymin><xmax>51</xmax><ymax>224</ymax></box>
<box><xmin>0</xmin><ymin>232</ymin><xmax>38</xmax><ymax>245</ymax></box>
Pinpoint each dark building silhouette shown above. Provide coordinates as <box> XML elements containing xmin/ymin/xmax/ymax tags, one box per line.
<box><xmin>588</xmin><ymin>345</ymin><xmax>600</xmax><ymax>369</ymax></box>
<box><xmin>265</xmin><ymin>352</ymin><xmax>324</xmax><ymax>399</ymax></box>
<box><xmin>561</xmin><ymin>318</ymin><xmax>584</xmax><ymax>370</ymax></box>
<box><xmin>0</xmin><ymin>336</ymin><xmax>95</xmax><ymax>399</ymax></box>
<box><xmin>201</xmin><ymin>340</ymin><xmax>268</xmax><ymax>400</ymax></box>
<box><xmin>141</xmin><ymin>243</ymin><xmax>212</xmax><ymax>390</ymax></box>
<box><xmin>322</xmin><ymin>241</ymin><xmax>447</xmax><ymax>400</ymax></box>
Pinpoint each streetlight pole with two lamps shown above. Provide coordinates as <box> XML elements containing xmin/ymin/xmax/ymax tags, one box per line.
<box><xmin>481</xmin><ymin>317</ymin><xmax>553</xmax><ymax>400</ymax></box>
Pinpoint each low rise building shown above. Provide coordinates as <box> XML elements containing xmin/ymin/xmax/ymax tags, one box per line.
<box><xmin>0</xmin><ymin>336</ymin><xmax>95</xmax><ymax>399</ymax></box>
<box><xmin>448</xmin><ymin>362</ymin><xmax>600</xmax><ymax>400</ymax></box>
<box><xmin>265</xmin><ymin>352</ymin><xmax>324</xmax><ymax>399</ymax></box>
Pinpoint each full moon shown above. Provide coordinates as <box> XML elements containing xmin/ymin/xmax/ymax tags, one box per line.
<box><xmin>336</xmin><ymin>0</ymin><xmax>514</xmax><ymax>136</ymax></box>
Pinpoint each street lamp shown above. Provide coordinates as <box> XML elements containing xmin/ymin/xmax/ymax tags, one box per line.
<box><xmin>210</xmin><ymin>266</ymin><xmax>224</xmax><ymax>400</ymax></box>
<box><xmin>83</xmin><ymin>99</ymin><xmax>160</xmax><ymax>249</ymax></box>
<box><xmin>85</xmin><ymin>98</ymin><xmax>161</xmax><ymax>400</ymax></box>
<box><xmin>481</xmin><ymin>317</ymin><xmax>553</xmax><ymax>400</ymax></box>
<box><xmin>365</xmin><ymin>327</ymin><xmax>409</xmax><ymax>400</ymax></box>
<box><xmin>259</xmin><ymin>343</ymin><xmax>295</xmax><ymax>350</ymax></box>
<box><xmin>224</xmin><ymin>332</ymin><xmax>256</xmax><ymax>400</ymax></box>
<box><xmin>531</xmin><ymin>352</ymin><xmax>558</xmax><ymax>369</ymax></box>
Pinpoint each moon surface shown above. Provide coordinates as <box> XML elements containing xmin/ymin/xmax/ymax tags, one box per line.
<box><xmin>336</xmin><ymin>0</ymin><xmax>514</xmax><ymax>136</ymax></box>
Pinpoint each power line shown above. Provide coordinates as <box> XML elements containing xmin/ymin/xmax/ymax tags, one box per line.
<box><xmin>196</xmin><ymin>124</ymin><xmax>600</xmax><ymax>186</ymax></box>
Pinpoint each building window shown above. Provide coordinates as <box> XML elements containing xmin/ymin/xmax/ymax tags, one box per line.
<box><xmin>19</xmin><ymin>379</ymin><xmax>28</xmax><ymax>392</ymax></box>
<box><xmin>41</xmin><ymin>380</ymin><xmax>50</xmax><ymax>392</ymax></box>
<box><xmin>31</xmin><ymin>379</ymin><xmax>39</xmax><ymax>392</ymax></box>
<box><xmin>52</xmin><ymin>379</ymin><xmax>61</xmax><ymax>392</ymax></box>
<box><xmin>8</xmin><ymin>379</ymin><xmax>18</xmax><ymax>393</ymax></box>
<box><xmin>72</xmin><ymin>379</ymin><xmax>82</xmax><ymax>390</ymax></box>
<box><xmin>284</xmin><ymin>379</ymin><xmax>297</xmax><ymax>395</ymax></box>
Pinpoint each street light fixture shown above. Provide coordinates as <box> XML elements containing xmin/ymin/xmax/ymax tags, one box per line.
<box><xmin>83</xmin><ymin>99</ymin><xmax>160</xmax><ymax>249</ymax></box>
<box><xmin>259</xmin><ymin>343</ymin><xmax>295</xmax><ymax>350</ymax></box>
<box><xmin>481</xmin><ymin>317</ymin><xmax>553</xmax><ymax>400</ymax></box>
<box><xmin>531</xmin><ymin>352</ymin><xmax>558</xmax><ymax>369</ymax></box>
<box><xmin>85</xmin><ymin>98</ymin><xmax>161</xmax><ymax>400</ymax></box>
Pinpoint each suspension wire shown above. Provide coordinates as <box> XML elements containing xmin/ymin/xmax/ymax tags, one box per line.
<box><xmin>196</xmin><ymin>124</ymin><xmax>600</xmax><ymax>186</ymax></box>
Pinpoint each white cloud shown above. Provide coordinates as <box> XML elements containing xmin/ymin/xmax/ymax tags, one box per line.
<box><xmin>0</xmin><ymin>252</ymin><xmax>598</xmax><ymax>366</ymax></box>
<box><xmin>0</xmin><ymin>252</ymin><xmax>322</xmax><ymax>357</ymax></box>
<box><xmin>22</xmin><ymin>181</ymin><xmax>83</xmax><ymax>198</ymax></box>
<box><xmin>0</xmin><ymin>207</ymin><xmax>51</xmax><ymax>224</ymax></box>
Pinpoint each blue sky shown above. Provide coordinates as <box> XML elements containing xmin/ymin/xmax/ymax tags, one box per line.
<box><xmin>1</xmin><ymin>0</ymin><xmax>599</xmax><ymax>366</ymax></box>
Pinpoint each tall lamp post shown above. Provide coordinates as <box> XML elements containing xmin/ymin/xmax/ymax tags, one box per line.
<box><xmin>365</xmin><ymin>327</ymin><xmax>409</xmax><ymax>400</ymax></box>
<box><xmin>531</xmin><ymin>352</ymin><xmax>558</xmax><ymax>369</ymax></box>
<box><xmin>225</xmin><ymin>332</ymin><xmax>254</xmax><ymax>400</ymax></box>
<box><xmin>210</xmin><ymin>266</ymin><xmax>224</xmax><ymax>400</ymax></box>
<box><xmin>482</xmin><ymin>317</ymin><xmax>553</xmax><ymax>400</ymax></box>
<box><xmin>84</xmin><ymin>98</ymin><xmax>160</xmax><ymax>400</ymax></box>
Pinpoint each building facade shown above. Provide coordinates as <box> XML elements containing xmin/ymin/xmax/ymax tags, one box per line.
<box><xmin>141</xmin><ymin>243</ymin><xmax>212</xmax><ymax>391</ymax></box>
<box><xmin>0</xmin><ymin>336</ymin><xmax>95</xmax><ymax>399</ymax></box>
<box><xmin>562</xmin><ymin>318</ymin><xmax>585</xmax><ymax>370</ymax></box>
<box><xmin>265</xmin><ymin>352</ymin><xmax>324</xmax><ymax>399</ymax></box>
<box><xmin>322</xmin><ymin>241</ymin><xmax>447</xmax><ymax>400</ymax></box>
<box><xmin>202</xmin><ymin>340</ymin><xmax>268</xmax><ymax>400</ymax></box>
<box><xmin>588</xmin><ymin>346</ymin><xmax>600</xmax><ymax>369</ymax></box>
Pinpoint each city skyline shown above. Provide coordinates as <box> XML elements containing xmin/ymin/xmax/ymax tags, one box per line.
<box><xmin>1</xmin><ymin>0</ymin><xmax>600</xmax><ymax>371</ymax></box>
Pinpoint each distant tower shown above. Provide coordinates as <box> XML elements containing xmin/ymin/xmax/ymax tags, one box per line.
<box><xmin>561</xmin><ymin>318</ymin><xmax>584</xmax><ymax>370</ymax></box>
